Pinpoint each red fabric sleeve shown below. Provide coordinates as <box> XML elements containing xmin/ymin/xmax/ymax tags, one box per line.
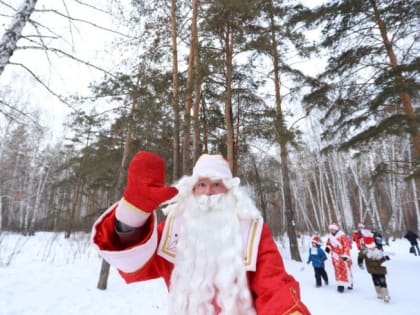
<box><xmin>92</xmin><ymin>208</ymin><xmax>173</xmax><ymax>286</ymax></box>
<box><xmin>118</xmin><ymin>221</ymin><xmax>173</xmax><ymax>286</ymax></box>
<box><xmin>249</xmin><ymin>224</ymin><xmax>311</xmax><ymax>315</ymax></box>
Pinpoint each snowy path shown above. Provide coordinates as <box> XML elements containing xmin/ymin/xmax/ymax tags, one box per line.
<box><xmin>0</xmin><ymin>232</ymin><xmax>418</xmax><ymax>315</ymax></box>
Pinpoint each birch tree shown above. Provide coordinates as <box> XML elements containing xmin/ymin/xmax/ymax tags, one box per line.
<box><xmin>181</xmin><ymin>0</ymin><xmax>198</xmax><ymax>175</ymax></box>
<box><xmin>0</xmin><ymin>0</ymin><xmax>37</xmax><ymax>77</ymax></box>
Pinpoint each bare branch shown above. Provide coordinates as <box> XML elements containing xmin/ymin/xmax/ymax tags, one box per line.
<box><xmin>18</xmin><ymin>45</ymin><xmax>115</xmax><ymax>77</ymax></box>
<box><xmin>70</xmin><ymin>0</ymin><xmax>113</xmax><ymax>16</ymax></box>
<box><xmin>27</xmin><ymin>20</ymin><xmax>55</xmax><ymax>69</ymax></box>
<box><xmin>61</xmin><ymin>0</ymin><xmax>76</xmax><ymax>49</ymax></box>
<box><xmin>0</xmin><ymin>99</ymin><xmax>43</xmax><ymax>129</ymax></box>
<box><xmin>9</xmin><ymin>61</ymin><xmax>77</xmax><ymax>111</ymax></box>
<box><xmin>34</xmin><ymin>8</ymin><xmax>131</xmax><ymax>38</ymax></box>
<box><xmin>0</xmin><ymin>0</ymin><xmax>16</xmax><ymax>11</ymax></box>
<box><xmin>28</xmin><ymin>18</ymin><xmax>69</xmax><ymax>45</ymax></box>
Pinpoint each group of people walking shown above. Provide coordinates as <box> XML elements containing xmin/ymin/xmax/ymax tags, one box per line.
<box><xmin>307</xmin><ymin>222</ymin><xmax>391</xmax><ymax>303</ymax></box>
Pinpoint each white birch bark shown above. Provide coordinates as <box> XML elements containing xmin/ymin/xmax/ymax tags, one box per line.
<box><xmin>291</xmin><ymin>167</ymin><xmax>314</xmax><ymax>232</ymax></box>
<box><xmin>325</xmin><ymin>152</ymin><xmax>342</xmax><ymax>224</ymax></box>
<box><xmin>336</xmin><ymin>152</ymin><xmax>354</xmax><ymax>231</ymax></box>
<box><xmin>349</xmin><ymin>153</ymin><xmax>380</xmax><ymax>228</ymax></box>
<box><xmin>367</xmin><ymin>152</ymin><xmax>383</xmax><ymax>231</ymax></box>
<box><xmin>307</xmin><ymin>174</ymin><xmax>321</xmax><ymax>230</ymax></box>
<box><xmin>0</xmin><ymin>0</ymin><xmax>38</xmax><ymax>76</ymax></box>
<box><xmin>410</xmin><ymin>177</ymin><xmax>420</xmax><ymax>232</ymax></box>
<box><xmin>382</xmin><ymin>140</ymin><xmax>399</xmax><ymax>234</ymax></box>
<box><xmin>407</xmin><ymin>145</ymin><xmax>420</xmax><ymax>231</ymax></box>
<box><xmin>318</xmin><ymin>158</ymin><xmax>331</xmax><ymax>228</ymax></box>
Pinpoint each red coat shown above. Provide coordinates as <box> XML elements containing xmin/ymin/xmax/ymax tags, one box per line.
<box><xmin>92</xmin><ymin>205</ymin><xmax>310</xmax><ymax>315</ymax></box>
<box><xmin>326</xmin><ymin>230</ymin><xmax>353</xmax><ymax>286</ymax></box>
<box><xmin>352</xmin><ymin>229</ymin><xmax>373</xmax><ymax>250</ymax></box>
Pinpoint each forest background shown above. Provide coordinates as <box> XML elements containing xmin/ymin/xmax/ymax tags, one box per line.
<box><xmin>0</xmin><ymin>0</ymin><xmax>419</xmax><ymax>270</ymax></box>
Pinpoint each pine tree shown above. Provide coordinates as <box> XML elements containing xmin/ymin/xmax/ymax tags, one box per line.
<box><xmin>296</xmin><ymin>0</ymin><xmax>420</xmax><ymax>175</ymax></box>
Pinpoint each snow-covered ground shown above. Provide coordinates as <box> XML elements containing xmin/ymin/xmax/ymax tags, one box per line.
<box><xmin>0</xmin><ymin>231</ymin><xmax>418</xmax><ymax>315</ymax></box>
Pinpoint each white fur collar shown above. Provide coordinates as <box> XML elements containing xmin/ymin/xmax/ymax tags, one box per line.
<box><xmin>365</xmin><ymin>248</ymin><xmax>385</xmax><ymax>260</ymax></box>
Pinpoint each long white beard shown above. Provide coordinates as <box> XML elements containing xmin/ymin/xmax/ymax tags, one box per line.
<box><xmin>168</xmin><ymin>192</ymin><xmax>256</xmax><ymax>315</ymax></box>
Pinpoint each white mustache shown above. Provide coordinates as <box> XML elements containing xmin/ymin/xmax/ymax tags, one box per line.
<box><xmin>195</xmin><ymin>194</ymin><xmax>224</xmax><ymax>212</ymax></box>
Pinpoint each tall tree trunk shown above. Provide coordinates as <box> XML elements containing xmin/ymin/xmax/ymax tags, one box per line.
<box><xmin>97</xmin><ymin>89</ymin><xmax>138</xmax><ymax>290</ymax></box>
<box><xmin>192</xmin><ymin>47</ymin><xmax>202</xmax><ymax>163</ymax></box>
<box><xmin>65</xmin><ymin>129</ymin><xmax>92</xmax><ymax>239</ymax></box>
<box><xmin>26</xmin><ymin>163</ymin><xmax>49</xmax><ymax>235</ymax></box>
<box><xmin>0</xmin><ymin>0</ymin><xmax>38</xmax><ymax>77</ymax></box>
<box><xmin>182</xmin><ymin>0</ymin><xmax>198</xmax><ymax>175</ymax></box>
<box><xmin>370</xmin><ymin>0</ymin><xmax>420</xmax><ymax>158</ymax></box>
<box><xmin>223</xmin><ymin>27</ymin><xmax>236</xmax><ymax>175</ymax></box>
<box><xmin>202</xmin><ymin>98</ymin><xmax>209</xmax><ymax>153</ymax></box>
<box><xmin>269</xmin><ymin>7</ymin><xmax>301</xmax><ymax>261</ymax></box>
<box><xmin>408</xmin><ymin>147</ymin><xmax>420</xmax><ymax>232</ymax></box>
<box><xmin>64</xmin><ymin>177</ymin><xmax>82</xmax><ymax>239</ymax></box>
<box><xmin>251</xmin><ymin>155</ymin><xmax>267</xmax><ymax>220</ymax></box>
<box><xmin>170</xmin><ymin>0</ymin><xmax>180</xmax><ymax>181</ymax></box>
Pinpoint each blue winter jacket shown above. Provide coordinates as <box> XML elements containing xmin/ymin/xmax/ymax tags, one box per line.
<box><xmin>307</xmin><ymin>246</ymin><xmax>327</xmax><ymax>268</ymax></box>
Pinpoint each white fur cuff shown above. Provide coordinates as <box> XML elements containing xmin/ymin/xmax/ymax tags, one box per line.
<box><xmin>98</xmin><ymin>213</ymin><xmax>159</xmax><ymax>273</ymax></box>
<box><xmin>116</xmin><ymin>198</ymin><xmax>150</xmax><ymax>227</ymax></box>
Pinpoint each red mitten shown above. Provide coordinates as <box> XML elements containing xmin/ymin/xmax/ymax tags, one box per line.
<box><xmin>117</xmin><ymin>151</ymin><xmax>178</xmax><ymax>227</ymax></box>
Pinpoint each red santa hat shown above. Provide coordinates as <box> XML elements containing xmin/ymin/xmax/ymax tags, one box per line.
<box><xmin>311</xmin><ymin>235</ymin><xmax>321</xmax><ymax>245</ymax></box>
<box><xmin>329</xmin><ymin>222</ymin><xmax>340</xmax><ymax>231</ymax></box>
<box><xmin>363</xmin><ymin>236</ymin><xmax>376</xmax><ymax>248</ymax></box>
<box><xmin>192</xmin><ymin>154</ymin><xmax>240</xmax><ymax>188</ymax></box>
<box><xmin>358</xmin><ymin>222</ymin><xmax>365</xmax><ymax>229</ymax></box>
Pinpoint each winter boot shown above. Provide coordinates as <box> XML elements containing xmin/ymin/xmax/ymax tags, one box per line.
<box><xmin>381</xmin><ymin>287</ymin><xmax>390</xmax><ymax>303</ymax></box>
<box><xmin>375</xmin><ymin>286</ymin><xmax>383</xmax><ymax>299</ymax></box>
<box><xmin>337</xmin><ymin>285</ymin><xmax>344</xmax><ymax>293</ymax></box>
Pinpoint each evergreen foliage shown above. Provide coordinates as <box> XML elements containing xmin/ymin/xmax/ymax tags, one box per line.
<box><xmin>294</xmin><ymin>0</ymin><xmax>419</xmax><ymax>174</ymax></box>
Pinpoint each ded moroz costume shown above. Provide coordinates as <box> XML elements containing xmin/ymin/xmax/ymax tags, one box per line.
<box><xmin>92</xmin><ymin>151</ymin><xmax>310</xmax><ymax>315</ymax></box>
<box><xmin>325</xmin><ymin>222</ymin><xmax>353</xmax><ymax>293</ymax></box>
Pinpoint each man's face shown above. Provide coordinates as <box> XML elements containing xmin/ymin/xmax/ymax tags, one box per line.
<box><xmin>193</xmin><ymin>177</ymin><xmax>228</xmax><ymax>196</ymax></box>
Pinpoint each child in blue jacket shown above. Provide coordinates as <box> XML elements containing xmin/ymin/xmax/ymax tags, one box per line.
<box><xmin>307</xmin><ymin>235</ymin><xmax>329</xmax><ymax>287</ymax></box>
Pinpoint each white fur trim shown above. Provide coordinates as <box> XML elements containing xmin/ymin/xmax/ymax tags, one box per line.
<box><xmin>328</xmin><ymin>230</ymin><xmax>344</xmax><ymax>248</ymax></box>
<box><xmin>360</xmin><ymin>229</ymin><xmax>373</xmax><ymax>237</ymax></box>
<box><xmin>193</xmin><ymin>154</ymin><xmax>232</xmax><ymax>179</ymax></box>
<box><xmin>329</xmin><ymin>223</ymin><xmax>340</xmax><ymax>230</ymax></box>
<box><xmin>190</xmin><ymin>154</ymin><xmax>241</xmax><ymax>189</ymax></box>
<box><xmin>241</xmin><ymin>217</ymin><xmax>264</xmax><ymax>271</ymax></box>
<box><xmin>92</xmin><ymin>207</ymin><xmax>158</xmax><ymax>273</ymax></box>
<box><xmin>366</xmin><ymin>248</ymin><xmax>386</xmax><ymax>260</ymax></box>
<box><xmin>157</xmin><ymin>215</ymin><xmax>183</xmax><ymax>262</ymax></box>
<box><xmin>115</xmin><ymin>198</ymin><xmax>150</xmax><ymax>227</ymax></box>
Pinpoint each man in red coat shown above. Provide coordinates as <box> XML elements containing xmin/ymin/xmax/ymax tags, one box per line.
<box><xmin>92</xmin><ymin>151</ymin><xmax>310</xmax><ymax>315</ymax></box>
<box><xmin>326</xmin><ymin>223</ymin><xmax>353</xmax><ymax>293</ymax></box>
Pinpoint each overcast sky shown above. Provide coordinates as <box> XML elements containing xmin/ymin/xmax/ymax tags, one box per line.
<box><xmin>0</xmin><ymin>0</ymin><xmax>124</xmax><ymax>139</ymax></box>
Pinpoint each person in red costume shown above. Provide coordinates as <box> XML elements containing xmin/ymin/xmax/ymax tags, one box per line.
<box><xmin>325</xmin><ymin>223</ymin><xmax>353</xmax><ymax>293</ymax></box>
<box><xmin>92</xmin><ymin>151</ymin><xmax>310</xmax><ymax>315</ymax></box>
<box><xmin>352</xmin><ymin>222</ymin><xmax>371</xmax><ymax>250</ymax></box>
